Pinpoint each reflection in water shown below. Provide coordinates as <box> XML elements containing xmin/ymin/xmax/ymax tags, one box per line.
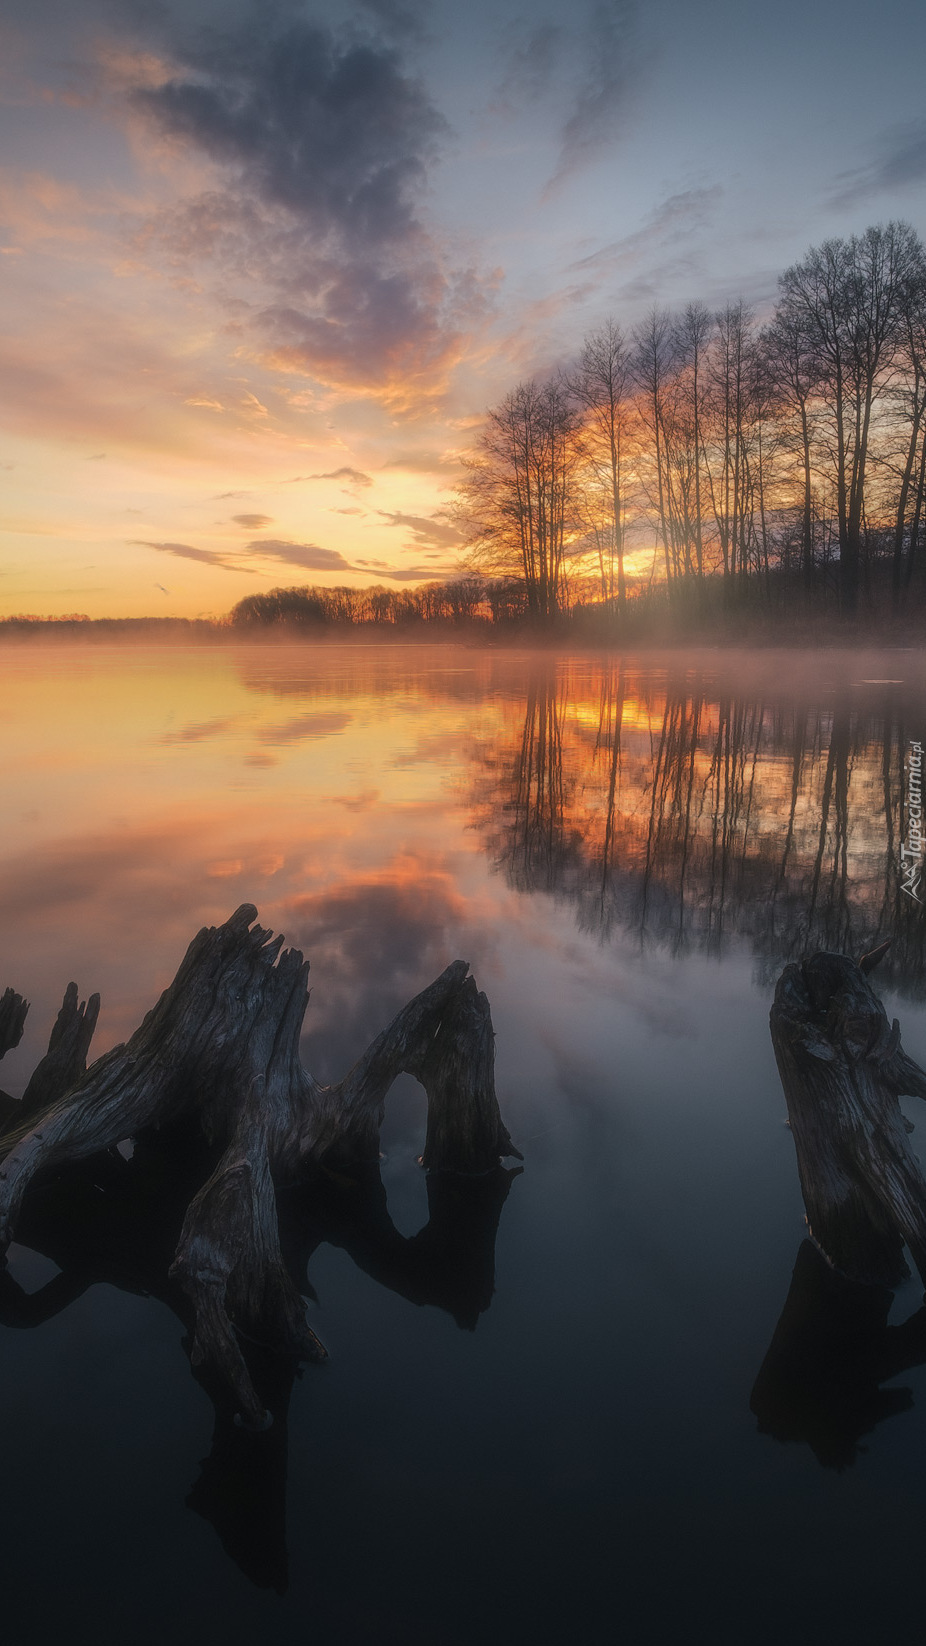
<box><xmin>4</xmin><ymin>644</ymin><xmax>926</xmax><ymax>1638</ymax></box>
<box><xmin>469</xmin><ymin>660</ymin><xmax>926</xmax><ymax>989</ymax></box>
<box><xmin>0</xmin><ymin>1130</ymin><xmax>517</xmax><ymax>1592</ymax></box>
<box><xmin>750</xmin><ymin>1241</ymin><xmax>926</xmax><ymax>1470</ymax></box>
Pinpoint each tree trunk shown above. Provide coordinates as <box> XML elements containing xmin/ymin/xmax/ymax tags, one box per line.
<box><xmin>0</xmin><ymin>905</ymin><xmax>521</xmax><ymax>1426</ymax></box>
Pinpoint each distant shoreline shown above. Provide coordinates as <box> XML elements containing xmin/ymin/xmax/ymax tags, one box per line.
<box><xmin>2</xmin><ymin>614</ymin><xmax>926</xmax><ymax>652</ymax></box>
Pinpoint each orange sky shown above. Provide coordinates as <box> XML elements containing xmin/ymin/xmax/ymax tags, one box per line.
<box><xmin>2</xmin><ymin>0</ymin><xmax>924</xmax><ymax>617</ymax></box>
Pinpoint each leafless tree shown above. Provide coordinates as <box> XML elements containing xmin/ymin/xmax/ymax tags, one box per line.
<box><xmin>454</xmin><ymin>377</ymin><xmax>581</xmax><ymax>622</ymax></box>
<box><xmin>570</xmin><ymin>318</ymin><xmax>634</xmax><ymax>609</ymax></box>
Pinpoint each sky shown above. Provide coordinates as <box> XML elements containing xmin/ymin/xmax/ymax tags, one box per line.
<box><xmin>1</xmin><ymin>0</ymin><xmax>925</xmax><ymax>617</ymax></box>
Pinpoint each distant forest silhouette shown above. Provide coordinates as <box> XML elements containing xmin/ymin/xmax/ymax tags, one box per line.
<box><xmin>4</xmin><ymin>221</ymin><xmax>926</xmax><ymax>642</ymax></box>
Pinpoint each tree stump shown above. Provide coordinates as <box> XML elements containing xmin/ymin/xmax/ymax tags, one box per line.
<box><xmin>770</xmin><ymin>944</ymin><xmax>926</xmax><ymax>1287</ymax></box>
<box><xmin>0</xmin><ymin>905</ymin><xmax>521</xmax><ymax>1427</ymax></box>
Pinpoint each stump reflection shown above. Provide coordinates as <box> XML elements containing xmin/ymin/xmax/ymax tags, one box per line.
<box><xmin>751</xmin><ymin>1240</ymin><xmax>926</xmax><ymax>1470</ymax></box>
<box><xmin>0</xmin><ymin>1131</ymin><xmax>520</xmax><ymax>1591</ymax></box>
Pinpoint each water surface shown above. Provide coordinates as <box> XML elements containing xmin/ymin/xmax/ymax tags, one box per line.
<box><xmin>2</xmin><ymin>642</ymin><xmax>926</xmax><ymax>1646</ymax></box>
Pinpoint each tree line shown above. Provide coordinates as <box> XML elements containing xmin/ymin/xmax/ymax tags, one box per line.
<box><xmin>454</xmin><ymin>220</ymin><xmax>926</xmax><ymax>622</ymax></box>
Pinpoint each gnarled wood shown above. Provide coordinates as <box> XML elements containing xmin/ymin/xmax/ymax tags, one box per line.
<box><xmin>0</xmin><ymin>988</ymin><xmax>28</xmax><ymax>1060</ymax></box>
<box><xmin>770</xmin><ymin>947</ymin><xmax>926</xmax><ymax>1286</ymax></box>
<box><xmin>0</xmin><ymin>905</ymin><xmax>520</xmax><ymax>1422</ymax></box>
<box><xmin>19</xmin><ymin>982</ymin><xmax>100</xmax><ymax>1121</ymax></box>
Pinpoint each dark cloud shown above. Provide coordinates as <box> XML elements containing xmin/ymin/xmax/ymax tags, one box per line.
<box><xmin>376</xmin><ymin>509</ymin><xmax>465</xmax><ymax>549</ymax></box>
<box><xmin>134</xmin><ymin>538</ymin><xmax>252</xmax><ymax>571</ymax></box>
<box><xmin>246</xmin><ymin>537</ymin><xmax>356</xmax><ymax>573</ymax></box>
<box><xmin>828</xmin><ymin>119</ymin><xmax>926</xmax><ymax>207</ymax></box>
<box><xmin>134</xmin><ymin>20</ymin><xmax>445</xmax><ymax>247</ymax></box>
<box><xmin>127</xmin><ymin>8</ymin><xmax>460</xmax><ymax>395</ymax></box>
<box><xmin>231</xmin><ymin>512</ymin><xmax>273</xmax><ymax>527</ymax></box>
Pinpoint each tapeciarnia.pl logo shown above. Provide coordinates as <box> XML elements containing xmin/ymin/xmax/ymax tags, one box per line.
<box><xmin>902</xmin><ymin>739</ymin><xmax>924</xmax><ymax>903</ymax></box>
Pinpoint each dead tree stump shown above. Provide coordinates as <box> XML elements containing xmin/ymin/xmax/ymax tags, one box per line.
<box><xmin>770</xmin><ymin>944</ymin><xmax>926</xmax><ymax>1288</ymax></box>
<box><xmin>0</xmin><ymin>905</ymin><xmax>521</xmax><ymax>1426</ymax></box>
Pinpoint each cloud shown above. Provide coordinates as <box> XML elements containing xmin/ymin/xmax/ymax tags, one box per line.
<box><xmin>231</xmin><ymin>512</ymin><xmax>273</xmax><ymax>528</ymax></box>
<box><xmin>246</xmin><ymin>537</ymin><xmax>356</xmax><ymax>574</ymax></box>
<box><xmin>491</xmin><ymin>1</ymin><xmax>649</xmax><ymax>192</ymax></box>
<box><xmin>828</xmin><ymin>119</ymin><xmax>926</xmax><ymax>207</ymax></box>
<box><xmin>374</xmin><ymin>561</ymin><xmax>460</xmax><ymax>582</ymax></box>
<box><xmin>126</xmin><ymin>8</ymin><xmax>464</xmax><ymax>400</ymax></box>
<box><xmin>289</xmin><ymin>467</ymin><xmax>374</xmax><ymax>488</ymax></box>
<box><xmin>133</xmin><ymin>18</ymin><xmax>445</xmax><ymax>247</ymax></box>
<box><xmin>551</xmin><ymin>0</ymin><xmax>644</xmax><ymax>185</ymax></box>
<box><xmin>376</xmin><ymin>509</ymin><xmax>465</xmax><ymax>550</ymax></box>
<box><xmin>567</xmin><ymin>185</ymin><xmax>724</xmax><ymax>293</ymax></box>
<box><xmin>134</xmin><ymin>532</ymin><xmax>449</xmax><ymax>585</ymax></box>
<box><xmin>133</xmin><ymin>538</ymin><xmax>252</xmax><ymax>572</ymax></box>
<box><xmin>491</xmin><ymin>21</ymin><xmax>562</xmax><ymax>115</ymax></box>
<box><xmin>381</xmin><ymin>448</ymin><xmax>454</xmax><ymax>474</ymax></box>
<box><xmin>357</xmin><ymin>0</ymin><xmax>429</xmax><ymax>40</ymax></box>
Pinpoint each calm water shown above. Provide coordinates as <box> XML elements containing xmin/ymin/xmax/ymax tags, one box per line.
<box><xmin>2</xmin><ymin>641</ymin><xmax>926</xmax><ymax>1646</ymax></box>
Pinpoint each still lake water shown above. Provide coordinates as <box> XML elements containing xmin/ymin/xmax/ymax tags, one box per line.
<box><xmin>2</xmin><ymin>640</ymin><xmax>926</xmax><ymax>1646</ymax></box>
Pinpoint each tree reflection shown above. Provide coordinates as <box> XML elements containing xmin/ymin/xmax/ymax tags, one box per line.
<box><xmin>470</xmin><ymin>662</ymin><xmax>926</xmax><ymax>989</ymax></box>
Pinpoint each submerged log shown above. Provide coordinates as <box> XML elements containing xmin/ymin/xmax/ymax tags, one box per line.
<box><xmin>0</xmin><ymin>905</ymin><xmax>521</xmax><ymax>1426</ymax></box>
<box><xmin>770</xmin><ymin>945</ymin><xmax>926</xmax><ymax>1287</ymax></box>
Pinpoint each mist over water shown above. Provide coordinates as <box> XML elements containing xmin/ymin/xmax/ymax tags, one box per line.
<box><xmin>2</xmin><ymin>640</ymin><xmax>926</xmax><ymax>1645</ymax></box>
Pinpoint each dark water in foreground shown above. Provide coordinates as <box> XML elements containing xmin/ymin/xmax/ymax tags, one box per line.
<box><xmin>2</xmin><ymin>642</ymin><xmax>926</xmax><ymax>1646</ymax></box>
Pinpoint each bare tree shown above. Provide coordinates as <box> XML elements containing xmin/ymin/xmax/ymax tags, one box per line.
<box><xmin>570</xmin><ymin>319</ymin><xmax>633</xmax><ymax>610</ymax></box>
<box><xmin>778</xmin><ymin>223</ymin><xmax>923</xmax><ymax>612</ymax></box>
<box><xmin>671</xmin><ymin>302</ymin><xmax>712</xmax><ymax>582</ymax></box>
<box><xmin>454</xmin><ymin>377</ymin><xmax>581</xmax><ymax>622</ymax></box>
<box><xmin>764</xmin><ymin>299</ymin><xmax>820</xmax><ymax>592</ymax></box>
<box><xmin>633</xmin><ymin>308</ymin><xmax>676</xmax><ymax>590</ymax></box>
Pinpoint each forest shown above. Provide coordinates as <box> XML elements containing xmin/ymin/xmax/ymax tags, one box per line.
<box><xmin>229</xmin><ymin>219</ymin><xmax>926</xmax><ymax>637</ymax></box>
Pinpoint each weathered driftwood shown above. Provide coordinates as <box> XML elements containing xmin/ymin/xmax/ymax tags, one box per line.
<box><xmin>770</xmin><ymin>944</ymin><xmax>926</xmax><ymax>1287</ymax></box>
<box><xmin>0</xmin><ymin>905</ymin><xmax>521</xmax><ymax>1427</ymax></box>
<box><xmin>0</xmin><ymin>987</ymin><xmax>28</xmax><ymax>1060</ymax></box>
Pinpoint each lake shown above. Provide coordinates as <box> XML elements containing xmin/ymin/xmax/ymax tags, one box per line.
<box><xmin>2</xmin><ymin>640</ymin><xmax>926</xmax><ymax>1646</ymax></box>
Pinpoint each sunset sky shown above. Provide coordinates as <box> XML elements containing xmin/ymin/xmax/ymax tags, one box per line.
<box><xmin>2</xmin><ymin>0</ymin><xmax>925</xmax><ymax>617</ymax></box>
